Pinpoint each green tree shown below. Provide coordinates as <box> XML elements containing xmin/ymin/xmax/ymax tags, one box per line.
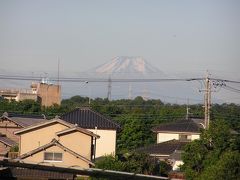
<box><xmin>182</xmin><ymin>120</ymin><xmax>240</xmax><ymax>180</ymax></box>
<box><xmin>95</xmin><ymin>152</ymin><xmax>171</xmax><ymax>176</ymax></box>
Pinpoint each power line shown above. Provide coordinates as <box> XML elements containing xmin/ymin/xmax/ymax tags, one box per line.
<box><xmin>0</xmin><ymin>74</ymin><xmax>204</xmax><ymax>83</ymax></box>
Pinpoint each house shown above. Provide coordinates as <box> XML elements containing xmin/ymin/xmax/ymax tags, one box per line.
<box><xmin>0</xmin><ymin>112</ymin><xmax>46</xmax><ymax>158</ymax></box>
<box><xmin>61</xmin><ymin>107</ymin><xmax>120</xmax><ymax>158</ymax></box>
<box><xmin>152</xmin><ymin>119</ymin><xmax>202</xmax><ymax>143</ymax></box>
<box><xmin>137</xmin><ymin>118</ymin><xmax>203</xmax><ymax>170</ymax></box>
<box><xmin>14</xmin><ymin>118</ymin><xmax>99</xmax><ymax>168</ymax></box>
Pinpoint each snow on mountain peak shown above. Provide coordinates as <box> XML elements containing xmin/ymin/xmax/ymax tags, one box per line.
<box><xmin>93</xmin><ymin>56</ymin><xmax>162</xmax><ymax>75</ymax></box>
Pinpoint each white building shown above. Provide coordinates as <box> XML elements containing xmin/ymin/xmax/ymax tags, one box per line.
<box><xmin>61</xmin><ymin>107</ymin><xmax>120</xmax><ymax>158</ymax></box>
<box><xmin>138</xmin><ymin>118</ymin><xmax>203</xmax><ymax>170</ymax></box>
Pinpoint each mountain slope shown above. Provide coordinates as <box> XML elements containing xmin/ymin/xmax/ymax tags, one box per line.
<box><xmin>91</xmin><ymin>56</ymin><xmax>163</xmax><ymax>77</ymax></box>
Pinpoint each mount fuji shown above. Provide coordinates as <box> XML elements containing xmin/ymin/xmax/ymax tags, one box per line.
<box><xmin>87</xmin><ymin>56</ymin><xmax>164</xmax><ymax>78</ymax></box>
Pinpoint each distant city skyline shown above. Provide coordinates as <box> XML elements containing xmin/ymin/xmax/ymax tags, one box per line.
<box><xmin>0</xmin><ymin>0</ymin><xmax>240</xmax><ymax>103</ymax></box>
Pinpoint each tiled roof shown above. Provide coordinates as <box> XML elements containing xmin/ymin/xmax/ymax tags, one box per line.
<box><xmin>152</xmin><ymin>119</ymin><xmax>202</xmax><ymax>133</ymax></box>
<box><xmin>0</xmin><ymin>136</ymin><xmax>17</xmax><ymax>147</ymax></box>
<box><xmin>14</xmin><ymin>118</ymin><xmax>74</xmax><ymax>135</ymax></box>
<box><xmin>61</xmin><ymin>107</ymin><xmax>120</xmax><ymax>130</ymax></box>
<box><xmin>1</xmin><ymin>113</ymin><xmax>47</xmax><ymax>127</ymax></box>
<box><xmin>136</xmin><ymin>140</ymin><xmax>188</xmax><ymax>156</ymax></box>
<box><xmin>9</xmin><ymin>117</ymin><xmax>47</xmax><ymax>127</ymax></box>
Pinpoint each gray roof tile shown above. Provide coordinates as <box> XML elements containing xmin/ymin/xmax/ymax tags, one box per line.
<box><xmin>61</xmin><ymin>107</ymin><xmax>120</xmax><ymax>130</ymax></box>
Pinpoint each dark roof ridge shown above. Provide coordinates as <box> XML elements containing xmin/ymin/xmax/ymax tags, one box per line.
<box><xmin>77</xmin><ymin>107</ymin><xmax>120</xmax><ymax>128</ymax></box>
<box><xmin>62</xmin><ymin>107</ymin><xmax>120</xmax><ymax>129</ymax></box>
<box><xmin>152</xmin><ymin>118</ymin><xmax>201</xmax><ymax>133</ymax></box>
<box><xmin>3</xmin><ymin>112</ymin><xmax>45</xmax><ymax>119</ymax></box>
<box><xmin>136</xmin><ymin>139</ymin><xmax>188</xmax><ymax>155</ymax></box>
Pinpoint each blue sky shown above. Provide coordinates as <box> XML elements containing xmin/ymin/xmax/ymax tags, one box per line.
<box><xmin>0</xmin><ymin>0</ymin><xmax>240</xmax><ymax>102</ymax></box>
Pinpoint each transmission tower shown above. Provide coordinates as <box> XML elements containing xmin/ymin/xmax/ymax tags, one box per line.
<box><xmin>128</xmin><ymin>83</ymin><xmax>132</xmax><ymax>100</ymax></box>
<box><xmin>107</xmin><ymin>76</ymin><xmax>112</xmax><ymax>101</ymax></box>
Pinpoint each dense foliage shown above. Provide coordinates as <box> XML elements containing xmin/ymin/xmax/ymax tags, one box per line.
<box><xmin>181</xmin><ymin>120</ymin><xmax>240</xmax><ymax>180</ymax></box>
<box><xmin>1</xmin><ymin>96</ymin><xmax>240</xmax><ymax>153</ymax></box>
<box><xmin>95</xmin><ymin>152</ymin><xmax>172</xmax><ymax>177</ymax></box>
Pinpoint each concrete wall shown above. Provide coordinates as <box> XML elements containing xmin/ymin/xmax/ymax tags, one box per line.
<box><xmin>20</xmin><ymin>123</ymin><xmax>68</xmax><ymax>155</ymax></box>
<box><xmin>88</xmin><ymin>129</ymin><xmax>116</xmax><ymax>157</ymax></box>
<box><xmin>58</xmin><ymin>131</ymin><xmax>92</xmax><ymax>160</ymax></box>
<box><xmin>37</xmin><ymin>83</ymin><xmax>61</xmax><ymax>107</ymax></box>
<box><xmin>22</xmin><ymin>145</ymin><xmax>90</xmax><ymax>168</ymax></box>
<box><xmin>16</xmin><ymin>93</ymin><xmax>37</xmax><ymax>101</ymax></box>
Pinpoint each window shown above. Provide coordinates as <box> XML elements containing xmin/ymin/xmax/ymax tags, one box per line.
<box><xmin>44</xmin><ymin>152</ymin><xmax>63</xmax><ymax>162</ymax></box>
<box><xmin>179</xmin><ymin>134</ymin><xmax>191</xmax><ymax>141</ymax></box>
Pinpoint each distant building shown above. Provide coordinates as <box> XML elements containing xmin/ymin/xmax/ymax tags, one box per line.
<box><xmin>0</xmin><ymin>81</ymin><xmax>61</xmax><ymax>107</ymax></box>
<box><xmin>31</xmin><ymin>82</ymin><xmax>61</xmax><ymax>107</ymax></box>
<box><xmin>137</xmin><ymin>118</ymin><xmax>203</xmax><ymax>171</ymax></box>
<box><xmin>0</xmin><ymin>89</ymin><xmax>37</xmax><ymax>102</ymax></box>
<box><xmin>15</xmin><ymin>118</ymin><xmax>99</xmax><ymax>168</ymax></box>
<box><xmin>61</xmin><ymin>107</ymin><xmax>120</xmax><ymax>158</ymax></box>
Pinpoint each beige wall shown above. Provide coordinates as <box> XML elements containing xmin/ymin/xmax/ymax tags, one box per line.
<box><xmin>157</xmin><ymin>132</ymin><xmax>200</xmax><ymax>143</ymax></box>
<box><xmin>20</xmin><ymin>123</ymin><xmax>68</xmax><ymax>155</ymax></box>
<box><xmin>16</xmin><ymin>93</ymin><xmax>37</xmax><ymax>101</ymax></box>
<box><xmin>22</xmin><ymin>145</ymin><xmax>90</xmax><ymax>168</ymax></box>
<box><xmin>88</xmin><ymin>129</ymin><xmax>116</xmax><ymax>158</ymax></box>
<box><xmin>37</xmin><ymin>83</ymin><xmax>61</xmax><ymax>107</ymax></box>
<box><xmin>192</xmin><ymin>134</ymin><xmax>200</xmax><ymax>140</ymax></box>
<box><xmin>58</xmin><ymin>131</ymin><xmax>92</xmax><ymax>160</ymax></box>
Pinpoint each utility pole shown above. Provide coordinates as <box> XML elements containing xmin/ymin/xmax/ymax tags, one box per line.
<box><xmin>186</xmin><ymin>98</ymin><xmax>190</xmax><ymax>120</ymax></box>
<box><xmin>204</xmin><ymin>71</ymin><xmax>211</xmax><ymax>129</ymax></box>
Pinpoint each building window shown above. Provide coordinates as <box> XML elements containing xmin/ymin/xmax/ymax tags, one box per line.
<box><xmin>44</xmin><ymin>152</ymin><xmax>63</xmax><ymax>162</ymax></box>
<box><xmin>179</xmin><ymin>134</ymin><xmax>191</xmax><ymax>141</ymax></box>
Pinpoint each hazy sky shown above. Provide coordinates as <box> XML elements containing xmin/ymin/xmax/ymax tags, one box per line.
<box><xmin>0</xmin><ymin>0</ymin><xmax>240</xmax><ymax>102</ymax></box>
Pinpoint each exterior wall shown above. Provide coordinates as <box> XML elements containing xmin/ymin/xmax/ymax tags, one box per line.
<box><xmin>0</xmin><ymin>119</ymin><xmax>20</xmax><ymax>142</ymax></box>
<box><xmin>37</xmin><ymin>83</ymin><xmax>61</xmax><ymax>107</ymax></box>
<box><xmin>157</xmin><ymin>132</ymin><xmax>200</xmax><ymax>143</ymax></box>
<box><xmin>192</xmin><ymin>134</ymin><xmax>200</xmax><ymax>140</ymax></box>
<box><xmin>16</xmin><ymin>93</ymin><xmax>37</xmax><ymax>101</ymax></box>
<box><xmin>20</xmin><ymin>123</ymin><xmax>68</xmax><ymax>155</ymax></box>
<box><xmin>58</xmin><ymin>131</ymin><xmax>92</xmax><ymax>160</ymax></box>
<box><xmin>88</xmin><ymin>129</ymin><xmax>116</xmax><ymax>158</ymax></box>
<box><xmin>157</xmin><ymin>133</ymin><xmax>179</xmax><ymax>143</ymax></box>
<box><xmin>22</xmin><ymin>145</ymin><xmax>90</xmax><ymax>168</ymax></box>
